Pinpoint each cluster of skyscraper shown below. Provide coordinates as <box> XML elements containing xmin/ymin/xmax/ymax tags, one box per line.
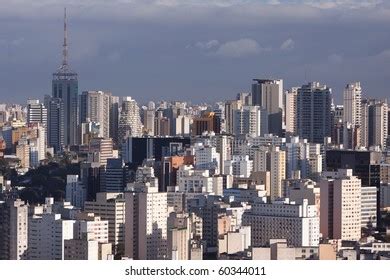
<box><xmin>1</xmin><ymin>10</ymin><xmax>390</xmax><ymax>261</ymax></box>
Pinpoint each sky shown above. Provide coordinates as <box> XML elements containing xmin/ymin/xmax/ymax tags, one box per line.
<box><xmin>0</xmin><ymin>0</ymin><xmax>390</xmax><ymax>105</ymax></box>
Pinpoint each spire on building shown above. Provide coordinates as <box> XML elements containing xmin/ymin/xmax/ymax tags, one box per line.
<box><xmin>62</xmin><ymin>7</ymin><xmax>68</xmax><ymax>67</ymax></box>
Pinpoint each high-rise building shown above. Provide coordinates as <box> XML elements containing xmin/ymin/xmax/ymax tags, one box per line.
<box><xmin>80</xmin><ymin>91</ymin><xmax>112</xmax><ymax>139</ymax></box>
<box><xmin>109</xmin><ymin>96</ymin><xmax>119</xmax><ymax>145</ymax></box>
<box><xmin>285</xmin><ymin>88</ymin><xmax>297</xmax><ymax>135</ymax></box>
<box><xmin>326</xmin><ymin>149</ymin><xmax>381</xmax><ymax>224</ymax></box>
<box><xmin>242</xmin><ymin>199</ymin><xmax>319</xmax><ymax>247</ymax></box>
<box><xmin>343</xmin><ymin>82</ymin><xmax>362</xmax><ymax>149</ymax></box>
<box><xmin>125</xmin><ymin>184</ymin><xmax>168</xmax><ymax>260</ymax></box>
<box><xmin>28</xmin><ymin>213</ymin><xmax>75</xmax><ymax>260</ymax></box>
<box><xmin>2</xmin><ymin>200</ymin><xmax>29</xmax><ymax>260</ymax></box>
<box><xmin>65</xmin><ymin>175</ymin><xmax>87</xmax><ymax>209</ymax></box>
<box><xmin>84</xmin><ymin>193</ymin><xmax>126</xmax><ymax>255</ymax></box>
<box><xmin>45</xmin><ymin>96</ymin><xmax>64</xmax><ymax>152</ymax></box>
<box><xmin>224</xmin><ymin>100</ymin><xmax>242</xmax><ymax>134</ymax></box>
<box><xmin>52</xmin><ymin>8</ymin><xmax>79</xmax><ymax>146</ymax></box>
<box><xmin>192</xmin><ymin>112</ymin><xmax>221</xmax><ymax>136</ymax></box>
<box><xmin>320</xmin><ymin>169</ymin><xmax>361</xmax><ymax>241</ymax></box>
<box><xmin>27</xmin><ymin>99</ymin><xmax>47</xmax><ymax>128</ymax></box>
<box><xmin>88</xmin><ymin>138</ymin><xmax>113</xmax><ymax>166</ymax></box>
<box><xmin>118</xmin><ymin>97</ymin><xmax>143</xmax><ymax>145</ymax></box>
<box><xmin>296</xmin><ymin>82</ymin><xmax>332</xmax><ymax>144</ymax></box>
<box><xmin>143</xmin><ymin>102</ymin><xmax>156</xmax><ymax>136</ymax></box>
<box><xmin>233</xmin><ymin>106</ymin><xmax>268</xmax><ymax>137</ymax></box>
<box><xmin>251</xmin><ymin>79</ymin><xmax>283</xmax><ymax>136</ymax></box>
<box><xmin>360</xmin><ymin>99</ymin><xmax>389</xmax><ymax>149</ymax></box>
<box><xmin>122</xmin><ymin>137</ymin><xmax>191</xmax><ymax>166</ymax></box>
<box><xmin>101</xmin><ymin>158</ymin><xmax>125</xmax><ymax>192</ymax></box>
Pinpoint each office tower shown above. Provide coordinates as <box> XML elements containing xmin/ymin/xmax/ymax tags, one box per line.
<box><xmin>80</xmin><ymin>91</ymin><xmax>111</xmax><ymax>139</ymax></box>
<box><xmin>28</xmin><ymin>213</ymin><xmax>75</xmax><ymax>260</ymax></box>
<box><xmin>122</xmin><ymin>137</ymin><xmax>191</xmax><ymax>165</ymax></box>
<box><xmin>80</xmin><ymin>161</ymin><xmax>102</xmax><ymax>201</ymax></box>
<box><xmin>27</xmin><ymin>99</ymin><xmax>47</xmax><ymax>128</ymax></box>
<box><xmin>88</xmin><ymin>137</ymin><xmax>113</xmax><ymax>166</ymax></box>
<box><xmin>285</xmin><ymin>88</ymin><xmax>297</xmax><ymax>135</ymax></box>
<box><xmin>109</xmin><ymin>96</ymin><xmax>119</xmax><ymax>145</ymax></box>
<box><xmin>361</xmin><ymin>186</ymin><xmax>377</xmax><ymax>228</ymax></box>
<box><xmin>326</xmin><ymin>150</ymin><xmax>381</xmax><ymax>223</ymax></box>
<box><xmin>343</xmin><ymin>82</ymin><xmax>362</xmax><ymax>149</ymax></box>
<box><xmin>101</xmin><ymin>158</ymin><xmax>125</xmax><ymax>192</ymax></box>
<box><xmin>361</xmin><ymin>99</ymin><xmax>389</xmax><ymax>149</ymax></box>
<box><xmin>3</xmin><ymin>200</ymin><xmax>28</xmax><ymax>260</ymax></box>
<box><xmin>320</xmin><ymin>169</ymin><xmax>361</xmax><ymax>241</ymax></box>
<box><xmin>118</xmin><ymin>97</ymin><xmax>142</xmax><ymax>145</ymax></box>
<box><xmin>143</xmin><ymin>102</ymin><xmax>156</xmax><ymax>136</ymax></box>
<box><xmin>84</xmin><ymin>193</ymin><xmax>126</xmax><ymax>255</ymax></box>
<box><xmin>52</xmin><ymin>8</ymin><xmax>79</xmax><ymax>146</ymax></box>
<box><xmin>192</xmin><ymin>112</ymin><xmax>221</xmax><ymax>136</ymax></box>
<box><xmin>296</xmin><ymin>82</ymin><xmax>332</xmax><ymax>144</ymax></box>
<box><xmin>331</xmin><ymin>105</ymin><xmax>344</xmax><ymax>146</ymax></box>
<box><xmin>45</xmin><ymin>96</ymin><xmax>64</xmax><ymax>152</ymax></box>
<box><xmin>370</xmin><ymin>100</ymin><xmax>388</xmax><ymax>149</ymax></box>
<box><xmin>233</xmin><ymin>106</ymin><xmax>268</xmax><ymax>137</ymax></box>
<box><xmin>251</xmin><ymin>79</ymin><xmax>283</xmax><ymax>136</ymax></box>
<box><xmin>65</xmin><ymin>175</ymin><xmax>86</xmax><ymax>209</ymax></box>
<box><xmin>125</xmin><ymin>184</ymin><xmax>168</xmax><ymax>260</ymax></box>
<box><xmin>242</xmin><ymin>199</ymin><xmax>319</xmax><ymax>247</ymax></box>
<box><xmin>224</xmin><ymin>100</ymin><xmax>242</xmax><ymax>134</ymax></box>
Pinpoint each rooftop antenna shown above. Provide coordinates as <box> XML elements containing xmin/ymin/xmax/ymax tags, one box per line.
<box><xmin>62</xmin><ymin>7</ymin><xmax>68</xmax><ymax>67</ymax></box>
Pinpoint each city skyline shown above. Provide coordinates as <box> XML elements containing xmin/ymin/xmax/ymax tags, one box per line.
<box><xmin>1</xmin><ymin>1</ymin><xmax>390</xmax><ymax>104</ymax></box>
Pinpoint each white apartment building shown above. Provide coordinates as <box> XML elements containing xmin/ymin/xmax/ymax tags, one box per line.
<box><xmin>233</xmin><ymin>106</ymin><xmax>268</xmax><ymax>137</ymax></box>
<box><xmin>224</xmin><ymin>155</ymin><xmax>253</xmax><ymax>178</ymax></box>
<box><xmin>194</xmin><ymin>143</ymin><xmax>220</xmax><ymax>174</ymax></box>
<box><xmin>242</xmin><ymin>199</ymin><xmax>319</xmax><ymax>247</ymax></box>
<box><xmin>320</xmin><ymin>169</ymin><xmax>362</xmax><ymax>241</ymax></box>
<box><xmin>84</xmin><ymin>193</ymin><xmax>126</xmax><ymax>254</ymax></box>
<box><xmin>9</xmin><ymin>200</ymin><xmax>28</xmax><ymax>260</ymax></box>
<box><xmin>125</xmin><ymin>185</ymin><xmax>168</xmax><ymax>260</ymax></box>
<box><xmin>28</xmin><ymin>213</ymin><xmax>75</xmax><ymax>260</ymax></box>
<box><xmin>177</xmin><ymin>165</ymin><xmax>223</xmax><ymax>195</ymax></box>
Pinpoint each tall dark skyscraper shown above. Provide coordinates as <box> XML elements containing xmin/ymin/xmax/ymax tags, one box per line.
<box><xmin>52</xmin><ymin>8</ymin><xmax>79</xmax><ymax>147</ymax></box>
<box><xmin>297</xmin><ymin>82</ymin><xmax>332</xmax><ymax>144</ymax></box>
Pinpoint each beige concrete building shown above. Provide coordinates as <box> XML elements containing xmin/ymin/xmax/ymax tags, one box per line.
<box><xmin>125</xmin><ymin>184</ymin><xmax>168</xmax><ymax>260</ymax></box>
<box><xmin>320</xmin><ymin>169</ymin><xmax>361</xmax><ymax>241</ymax></box>
<box><xmin>84</xmin><ymin>193</ymin><xmax>126</xmax><ymax>255</ymax></box>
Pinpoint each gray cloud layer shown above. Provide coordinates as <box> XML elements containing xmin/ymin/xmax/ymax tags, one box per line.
<box><xmin>0</xmin><ymin>0</ymin><xmax>389</xmax><ymax>104</ymax></box>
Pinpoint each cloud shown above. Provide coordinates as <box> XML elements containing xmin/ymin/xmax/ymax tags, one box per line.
<box><xmin>280</xmin><ymin>38</ymin><xmax>295</xmax><ymax>51</ymax></box>
<box><xmin>194</xmin><ymin>40</ymin><xmax>220</xmax><ymax>50</ymax></box>
<box><xmin>376</xmin><ymin>49</ymin><xmax>390</xmax><ymax>59</ymax></box>
<box><xmin>215</xmin><ymin>38</ymin><xmax>264</xmax><ymax>58</ymax></box>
